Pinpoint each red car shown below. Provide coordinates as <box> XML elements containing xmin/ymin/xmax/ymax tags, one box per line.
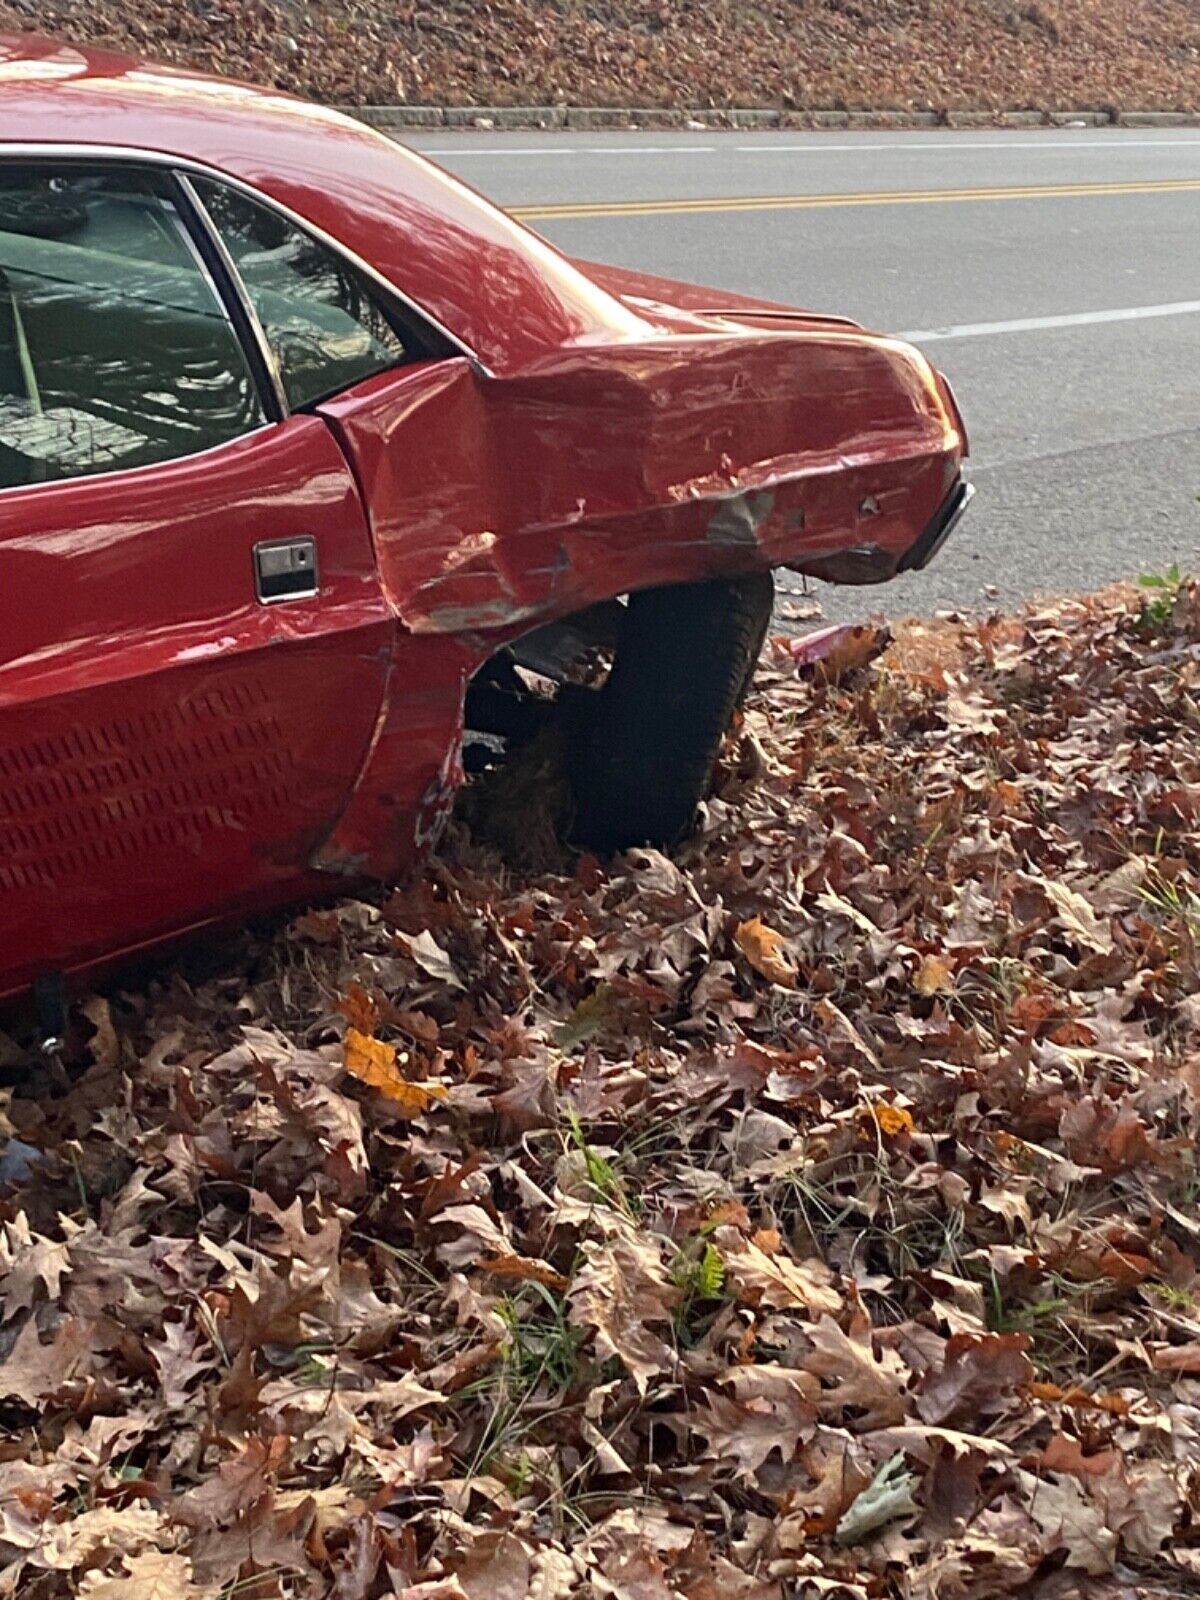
<box><xmin>0</xmin><ymin>34</ymin><xmax>970</xmax><ymax>1007</ymax></box>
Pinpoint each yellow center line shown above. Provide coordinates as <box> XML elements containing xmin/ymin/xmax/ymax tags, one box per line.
<box><xmin>513</xmin><ymin>177</ymin><xmax>1200</xmax><ymax>221</ymax></box>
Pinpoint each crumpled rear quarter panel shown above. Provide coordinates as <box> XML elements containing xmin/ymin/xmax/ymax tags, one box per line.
<box><xmin>314</xmin><ymin>324</ymin><xmax>961</xmax><ymax>877</ymax></box>
<box><xmin>321</xmin><ymin>327</ymin><xmax>960</xmax><ymax>639</ymax></box>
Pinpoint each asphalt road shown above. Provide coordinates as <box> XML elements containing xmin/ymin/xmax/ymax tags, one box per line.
<box><xmin>405</xmin><ymin>129</ymin><xmax>1200</xmax><ymax>622</ymax></box>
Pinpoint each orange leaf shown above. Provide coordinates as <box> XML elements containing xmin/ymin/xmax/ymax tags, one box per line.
<box><xmin>338</xmin><ymin>982</ymin><xmax>378</xmax><ymax>1034</ymax></box>
<box><xmin>914</xmin><ymin>954</ymin><xmax>954</xmax><ymax>996</ymax></box>
<box><xmin>707</xmin><ymin>1200</ymin><xmax>752</xmax><ymax>1231</ymax></box>
<box><xmin>1083</xmin><ymin>1248</ymin><xmax>1156</xmax><ymax>1289</ymax></box>
<box><xmin>1040</xmin><ymin>1434</ymin><xmax>1118</xmax><ymax>1479</ymax></box>
<box><xmin>479</xmin><ymin>1254</ymin><xmax>569</xmax><ymax>1291</ymax></box>
<box><xmin>344</xmin><ymin>1027</ymin><xmax>447</xmax><ymax>1118</ymax></box>
<box><xmin>862</xmin><ymin>1102</ymin><xmax>915</xmax><ymax>1137</ymax></box>
<box><xmin>1027</xmin><ymin>1381</ymin><xmax>1130</xmax><ymax>1416</ymax></box>
<box><xmin>735</xmin><ymin>1318</ymin><xmax>758</xmax><ymax>1365</ymax></box>
<box><xmin>734</xmin><ymin>916</ymin><xmax>797</xmax><ymax>987</ymax></box>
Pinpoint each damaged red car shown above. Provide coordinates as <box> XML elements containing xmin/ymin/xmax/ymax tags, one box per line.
<box><xmin>0</xmin><ymin>35</ymin><xmax>971</xmax><ymax>1004</ymax></box>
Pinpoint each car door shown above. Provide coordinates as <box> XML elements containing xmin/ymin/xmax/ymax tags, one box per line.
<box><xmin>182</xmin><ymin>175</ymin><xmax>485</xmax><ymax>882</ymax></box>
<box><xmin>0</xmin><ymin>159</ymin><xmax>392</xmax><ymax>993</ymax></box>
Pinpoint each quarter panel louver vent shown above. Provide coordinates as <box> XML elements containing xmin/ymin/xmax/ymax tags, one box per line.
<box><xmin>0</xmin><ymin>679</ymin><xmax>295</xmax><ymax>894</ymax></box>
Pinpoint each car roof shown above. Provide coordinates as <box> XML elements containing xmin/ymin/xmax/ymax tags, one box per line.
<box><xmin>0</xmin><ymin>34</ymin><xmax>644</xmax><ymax>370</ymax></box>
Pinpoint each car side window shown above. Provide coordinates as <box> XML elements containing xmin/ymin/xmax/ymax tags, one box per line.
<box><xmin>192</xmin><ymin>178</ymin><xmax>411</xmax><ymax>410</ymax></box>
<box><xmin>0</xmin><ymin>165</ymin><xmax>265</xmax><ymax>492</ymax></box>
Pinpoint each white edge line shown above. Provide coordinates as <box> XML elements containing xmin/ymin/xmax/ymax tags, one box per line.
<box><xmin>901</xmin><ymin>300</ymin><xmax>1200</xmax><ymax>342</ymax></box>
<box><xmin>416</xmin><ymin>136</ymin><xmax>1200</xmax><ymax>157</ymax></box>
<box><xmin>733</xmin><ymin>137</ymin><xmax>1200</xmax><ymax>153</ymax></box>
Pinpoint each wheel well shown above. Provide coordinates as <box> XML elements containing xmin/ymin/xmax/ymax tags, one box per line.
<box><xmin>457</xmin><ymin>572</ymin><xmax>774</xmax><ymax>854</ymax></box>
<box><xmin>461</xmin><ymin>597</ymin><xmax>624</xmax><ymax>772</ymax></box>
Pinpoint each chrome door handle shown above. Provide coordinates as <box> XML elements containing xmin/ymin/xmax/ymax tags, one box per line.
<box><xmin>254</xmin><ymin>536</ymin><xmax>318</xmax><ymax>603</ymax></box>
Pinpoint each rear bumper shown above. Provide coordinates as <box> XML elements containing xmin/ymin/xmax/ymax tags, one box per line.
<box><xmin>898</xmin><ymin>478</ymin><xmax>975</xmax><ymax>574</ymax></box>
<box><xmin>785</xmin><ymin>474</ymin><xmax>974</xmax><ymax>587</ymax></box>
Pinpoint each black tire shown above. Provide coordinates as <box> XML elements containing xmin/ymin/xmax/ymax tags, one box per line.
<box><xmin>569</xmin><ymin>571</ymin><xmax>775</xmax><ymax>853</ymax></box>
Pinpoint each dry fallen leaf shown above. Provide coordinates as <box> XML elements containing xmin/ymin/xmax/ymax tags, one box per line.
<box><xmin>718</xmin><ymin>1228</ymin><xmax>842</xmax><ymax>1316</ymax></box>
<box><xmin>344</xmin><ymin>1027</ymin><xmax>448</xmax><ymax>1117</ymax></box>
<box><xmin>80</xmin><ymin>994</ymin><xmax>121</xmax><ymax>1069</ymax></box>
<box><xmin>172</xmin><ymin>1435</ymin><xmax>289</xmax><ymax>1530</ymax></box>
<box><xmin>77</xmin><ymin>1549</ymin><xmax>203</xmax><ymax>1598</ymax></box>
<box><xmin>0</xmin><ymin>1213</ymin><xmax>71</xmax><ymax>1318</ymax></box>
<box><xmin>338</xmin><ymin>981</ymin><xmax>379</xmax><ymax>1034</ymax></box>
<box><xmin>33</xmin><ymin>1505</ymin><xmax>164</xmax><ymax>1572</ymax></box>
<box><xmin>1041</xmin><ymin>878</ymin><xmax>1115</xmax><ymax>955</ymax></box>
<box><xmin>149</xmin><ymin>1317</ymin><xmax>216</xmax><ymax>1410</ymax></box>
<box><xmin>917</xmin><ymin>1333</ymin><xmax>1033</xmax><ymax>1426</ymax></box>
<box><xmin>478</xmin><ymin>1253</ymin><xmax>570</xmax><ymax>1291</ymax></box>
<box><xmin>733</xmin><ymin>916</ymin><xmax>797</xmax><ymax>987</ymax></box>
<box><xmin>914</xmin><ymin>953</ymin><xmax>955</xmax><ymax>995</ymax></box>
<box><xmin>1040</xmin><ymin>1435</ymin><xmax>1118</xmax><ymax>1479</ymax></box>
<box><xmin>396</xmin><ymin>928</ymin><xmax>464</xmax><ymax>989</ymax></box>
<box><xmin>1017</xmin><ymin>1467</ymin><xmax>1118</xmax><ymax>1574</ymax></box>
<box><xmin>803</xmin><ymin>1315</ymin><xmax>909</xmax><ymax>1430</ymax></box>
<box><xmin>693</xmin><ymin>1375</ymin><xmax>816</xmax><ymax>1478</ymax></box>
<box><xmin>1027</xmin><ymin>1382</ymin><xmax>1131</xmax><ymax>1417</ymax></box>
<box><xmin>569</xmin><ymin>1235</ymin><xmax>680</xmax><ymax>1395</ymax></box>
<box><xmin>0</xmin><ymin>1315</ymin><xmax>97</xmax><ymax>1406</ymax></box>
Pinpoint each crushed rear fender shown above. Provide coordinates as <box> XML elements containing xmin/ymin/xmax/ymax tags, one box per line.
<box><xmin>313</xmin><ymin>323</ymin><xmax>964</xmax><ymax>879</ymax></box>
<box><xmin>320</xmin><ymin>324</ymin><xmax>964</xmax><ymax>640</ymax></box>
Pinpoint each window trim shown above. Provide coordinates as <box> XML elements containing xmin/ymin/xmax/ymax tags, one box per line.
<box><xmin>171</xmin><ymin>172</ymin><xmax>288</xmax><ymax>421</ymax></box>
<box><xmin>0</xmin><ymin>144</ymin><xmax>486</xmax><ymax>376</ymax></box>
<box><xmin>181</xmin><ymin>171</ymin><xmax>433</xmax><ymax>415</ymax></box>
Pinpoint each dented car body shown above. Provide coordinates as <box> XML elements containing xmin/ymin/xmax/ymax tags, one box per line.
<box><xmin>0</xmin><ymin>35</ymin><xmax>969</xmax><ymax>1001</ymax></box>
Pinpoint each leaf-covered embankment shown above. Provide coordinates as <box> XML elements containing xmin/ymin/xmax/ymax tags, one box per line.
<box><xmin>3</xmin><ymin>0</ymin><xmax>1200</xmax><ymax>113</ymax></box>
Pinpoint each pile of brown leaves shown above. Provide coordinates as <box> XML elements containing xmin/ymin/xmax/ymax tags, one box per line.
<box><xmin>3</xmin><ymin>0</ymin><xmax>1200</xmax><ymax>111</ymax></box>
<box><xmin>5</xmin><ymin>579</ymin><xmax>1200</xmax><ymax>1599</ymax></box>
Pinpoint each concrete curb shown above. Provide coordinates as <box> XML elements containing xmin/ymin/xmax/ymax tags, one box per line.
<box><xmin>350</xmin><ymin>104</ymin><xmax>1200</xmax><ymax>132</ymax></box>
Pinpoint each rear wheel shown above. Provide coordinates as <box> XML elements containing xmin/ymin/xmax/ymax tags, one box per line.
<box><xmin>569</xmin><ymin>572</ymin><xmax>774</xmax><ymax>853</ymax></box>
